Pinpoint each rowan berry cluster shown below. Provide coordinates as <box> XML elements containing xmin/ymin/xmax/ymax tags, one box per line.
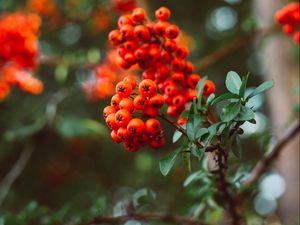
<box><xmin>275</xmin><ymin>2</ymin><xmax>300</xmax><ymax>44</ymax></box>
<box><xmin>108</xmin><ymin>6</ymin><xmax>215</xmax><ymax>118</ymax></box>
<box><xmin>103</xmin><ymin>75</ymin><xmax>165</xmax><ymax>152</ymax></box>
<box><xmin>0</xmin><ymin>12</ymin><xmax>43</xmax><ymax>101</ymax></box>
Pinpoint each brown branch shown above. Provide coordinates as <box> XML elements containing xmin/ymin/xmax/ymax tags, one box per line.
<box><xmin>81</xmin><ymin>212</ymin><xmax>208</xmax><ymax>225</ymax></box>
<box><xmin>194</xmin><ymin>24</ymin><xmax>279</xmax><ymax>71</ymax></box>
<box><xmin>158</xmin><ymin>113</ymin><xmax>218</xmax><ymax>152</ymax></box>
<box><xmin>213</xmin><ymin>146</ymin><xmax>241</xmax><ymax>225</ymax></box>
<box><xmin>0</xmin><ymin>143</ymin><xmax>34</xmax><ymax>208</ymax></box>
<box><xmin>242</xmin><ymin>120</ymin><xmax>300</xmax><ymax>188</ymax></box>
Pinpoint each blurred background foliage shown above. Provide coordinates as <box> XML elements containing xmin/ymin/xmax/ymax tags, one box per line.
<box><xmin>0</xmin><ymin>0</ymin><xmax>299</xmax><ymax>224</ymax></box>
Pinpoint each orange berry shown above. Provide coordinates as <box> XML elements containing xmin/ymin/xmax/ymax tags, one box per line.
<box><xmin>145</xmin><ymin>119</ymin><xmax>161</xmax><ymax>135</ymax></box>
<box><xmin>103</xmin><ymin>106</ymin><xmax>116</xmax><ymax>119</ymax></box>
<box><xmin>155</xmin><ymin>7</ymin><xmax>171</xmax><ymax>21</ymax></box>
<box><xmin>133</xmin><ymin>95</ymin><xmax>148</xmax><ymax>110</ymax></box>
<box><xmin>119</xmin><ymin>98</ymin><xmax>134</xmax><ymax>113</ymax></box>
<box><xmin>115</xmin><ymin>109</ymin><xmax>132</xmax><ymax>127</ymax></box>
<box><xmin>203</xmin><ymin>80</ymin><xmax>216</xmax><ymax>96</ymax></box>
<box><xmin>127</xmin><ymin>118</ymin><xmax>145</xmax><ymax>135</ymax></box>
<box><xmin>116</xmin><ymin>81</ymin><xmax>132</xmax><ymax>98</ymax></box>
<box><xmin>138</xmin><ymin>79</ymin><xmax>157</xmax><ymax>97</ymax></box>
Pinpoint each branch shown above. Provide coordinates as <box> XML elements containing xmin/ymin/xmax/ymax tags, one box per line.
<box><xmin>0</xmin><ymin>143</ymin><xmax>34</xmax><ymax>208</ymax></box>
<box><xmin>242</xmin><ymin>120</ymin><xmax>300</xmax><ymax>188</ymax></box>
<box><xmin>194</xmin><ymin>24</ymin><xmax>278</xmax><ymax>71</ymax></box>
<box><xmin>158</xmin><ymin>113</ymin><xmax>218</xmax><ymax>152</ymax></box>
<box><xmin>213</xmin><ymin>146</ymin><xmax>241</xmax><ymax>225</ymax></box>
<box><xmin>81</xmin><ymin>212</ymin><xmax>208</xmax><ymax>225</ymax></box>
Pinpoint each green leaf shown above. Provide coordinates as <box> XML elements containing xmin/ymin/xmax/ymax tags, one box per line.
<box><xmin>132</xmin><ymin>188</ymin><xmax>155</xmax><ymax>208</ymax></box>
<box><xmin>206</xmin><ymin>93</ymin><xmax>215</xmax><ymax>106</ymax></box>
<box><xmin>183</xmin><ymin>170</ymin><xmax>206</xmax><ymax>187</ymax></box>
<box><xmin>159</xmin><ymin>149</ymin><xmax>181</xmax><ymax>176</ymax></box>
<box><xmin>4</xmin><ymin>117</ymin><xmax>46</xmax><ymax>141</ymax></box>
<box><xmin>211</xmin><ymin>93</ymin><xmax>240</xmax><ymax>105</ymax></box>
<box><xmin>236</xmin><ymin>106</ymin><xmax>255</xmax><ymax>121</ymax></box>
<box><xmin>187</xmin><ymin>114</ymin><xmax>202</xmax><ymax>141</ymax></box>
<box><xmin>196</xmin><ymin>76</ymin><xmax>207</xmax><ymax>109</ymax></box>
<box><xmin>195</xmin><ymin>128</ymin><xmax>208</xmax><ymax>140</ymax></box>
<box><xmin>172</xmin><ymin>129</ymin><xmax>183</xmax><ymax>143</ymax></box>
<box><xmin>239</xmin><ymin>73</ymin><xmax>249</xmax><ymax>97</ymax></box>
<box><xmin>220</xmin><ymin>101</ymin><xmax>241</xmax><ymax>122</ymax></box>
<box><xmin>191</xmin><ymin>145</ymin><xmax>205</xmax><ymax>159</ymax></box>
<box><xmin>56</xmin><ymin>117</ymin><xmax>107</xmax><ymax>138</ymax></box>
<box><xmin>247</xmin><ymin>80</ymin><xmax>274</xmax><ymax>98</ymax></box>
<box><xmin>231</xmin><ymin>137</ymin><xmax>242</xmax><ymax>159</ymax></box>
<box><xmin>182</xmin><ymin>152</ymin><xmax>191</xmax><ymax>173</ymax></box>
<box><xmin>226</xmin><ymin>71</ymin><xmax>242</xmax><ymax>94</ymax></box>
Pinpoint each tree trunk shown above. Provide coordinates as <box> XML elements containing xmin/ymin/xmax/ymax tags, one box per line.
<box><xmin>253</xmin><ymin>0</ymin><xmax>300</xmax><ymax>223</ymax></box>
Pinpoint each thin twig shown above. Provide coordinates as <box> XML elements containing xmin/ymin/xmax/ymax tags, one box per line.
<box><xmin>81</xmin><ymin>212</ymin><xmax>208</xmax><ymax>225</ymax></box>
<box><xmin>0</xmin><ymin>143</ymin><xmax>34</xmax><ymax>208</ymax></box>
<box><xmin>194</xmin><ymin>24</ymin><xmax>278</xmax><ymax>71</ymax></box>
<box><xmin>158</xmin><ymin>113</ymin><xmax>218</xmax><ymax>152</ymax></box>
<box><xmin>242</xmin><ymin>120</ymin><xmax>300</xmax><ymax>188</ymax></box>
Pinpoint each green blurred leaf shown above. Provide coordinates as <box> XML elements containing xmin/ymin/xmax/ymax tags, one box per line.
<box><xmin>239</xmin><ymin>73</ymin><xmax>249</xmax><ymax>97</ymax></box>
<box><xmin>184</xmin><ymin>170</ymin><xmax>206</xmax><ymax>187</ymax></box>
<box><xmin>133</xmin><ymin>188</ymin><xmax>155</xmax><ymax>208</ymax></box>
<box><xmin>220</xmin><ymin>101</ymin><xmax>241</xmax><ymax>122</ymax></box>
<box><xmin>195</xmin><ymin>128</ymin><xmax>208</xmax><ymax>140</ymax></box>
<box><xmin>187</xmin><ymin>114</ymin><xmax>202</xmax><ymax>141</ymax></box>
<box><xmin>4</xmin><ymin>118</ymin><xmax>46</xmax><ymax>141</ymax></box>
<box><xmin>159</xmin><ymin>149</ymin><xmax>181</xmax><ymax>176</ymax></box>
<box><xmin>173</xmin><ymin>129</ymin><xmax>183</xmax><ymax>143</ymax></box>
<box><xmin>196</xmin><ymin>76</ymin><xmax>207</xmax><ymax>109</ymax></box>
<box><xmin>236</xmin><ymin>106</ymin><xmax>255</xmax><ymax>121</ymax></box>
<box><xmin>182</xmin><ymin>151</ymin><xmax>191</xmax><ymax>172</ymax></box>
<box><xmin>56</xmin><ymin>117</ymin><xmax>107</xmax><ymax>138</ymax></box>
<box><xmin>247</xmin><ymin>80</ymin><xmax>274</xmax><ymax>99</ymax></box>
<box><xmin>211</xmin><ymin>93</ymin><xmax>240</xmax><ymax>105</ymax></box>
<box><xmin>226</xmin><ymin>71</ymin><xmax>242</xmax><ymax>94</ymax></box>
<box><xmin>231</xmin><ymin>137</ymin><xmax>242</xmax><ymax>159</ymax></box>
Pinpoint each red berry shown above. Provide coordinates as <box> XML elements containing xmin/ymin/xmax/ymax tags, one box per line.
<box><xmin>111</xmin><ymin>94</ymin><xmax>122</xmax><ymax>108</ymax></box>
<box><xmin>187</xmin><ymin>74</ymin><xmax>201</xmax><ymax>89</ymax></box>
<box><xmin>103</xmin><ymin>106</ymin><xmax>116</xmax><ymax>119</ymax></box>
<box><xmin>155</xmin><ymin>7</ymin><xmax>171</xmax><ymax>21</ymax></box>
<box><xmin>120</xmin><ymin>24</ymin><xmax>134</xmax><ymax>40</ymax></box>
<box><xmin>117</xmin><ymin>127</ymin><xmax>129</xmax><ymax>141</ymax></box>
<box><xmin>111</xmin><ymin>130</ymin><xmax>122</xmax><ymax>143</ymax></box>
<box><xmin>108</xmin><ymin>29</ymin><xmax>121</xmax><ymax>45</ymax></box>
<box><xmin>119</xmin><ymin>98</ymin><xmax>134</xmax><ymax>113</ymax></box>
<box><xmin>153</xmin><ymin>21</ymin><xmax>169</xmax><ymax>36</ymax></box>
<box><xmin>143</xmin><ymin>107</ymin><xmax>159</xmax><ymax>118</ymax></box>
<box><xmin>149</xmin><ymin>93</ymin><xmax>164</xmax><ymax>108</ymax></box>
<box><xmin>132</xmin><ymin>7</ymin><xmax>146</xmax><ymax>23</ymax></box>
<box><xmin>115</xmin><ymin>109</ymin><xmax>132</xmax><ymax>127</ymax></box>
<box><xmin>165</xmin><ymin>24</ymin><xmax>179</xmax><ymax>39</ymax></box>
<box><xmin>116</xmin><ymin>81</ymin><xmax>132</xmax><ymax>98</ymax></box>
<box><xmin>134</xmin><ymin>25</ymin><xmax>151</xmax><ymax>41</ymax></box>
<box><xmin>145</xmin><ymin>119</ymin><xmax>161</xmax><ymax>135</ymax></box>
<box><xmin>133</xmin><ymin>95</ymin><xmax>148</xmax><ymax>110</ymax></box>
<box><xmin>118</xmin><ymin>15</ymin><xmax>133</xmax><ymax>28</ymax></box>
<box><xmin>175</xmin><ymin>45</ymin><xmax>189</xmax><ymax>59</ymax></box>
<box><xmin>164</xmin><ymin>84</ymin><xmax>178</xmax><ymax>96</ymax></box>
<box><xmin>123</xmin><ymin>75</ymin><xmax>137</xmax><ymax>89</ymax></box>
<box><xmin>138</xmin><ymin>79</ymin><xmax>157</xmax><ymax>97</ymax></box>
<box><xmin>106</xmin><ymin>113</ymin><xmax>118</xmax><ymax>130</ymax></box>
<box><xmin>127</xmin><ymin>118</ymin><xmax>145</xmax><ymax>135</ymax></box>
<box><xmin>177</xmin><ymin>117</ymin><xmax>188</xmax><ymax>125</ymax></box>
<box><xmin>203</xmin><ymin>80</ymin><xmax>216</xmax><ymax>96</ymax></box>
<box><xmin>172</xmin><ymin>94</ymin><xmax>186</xmax><ymax>107</ymax></box>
